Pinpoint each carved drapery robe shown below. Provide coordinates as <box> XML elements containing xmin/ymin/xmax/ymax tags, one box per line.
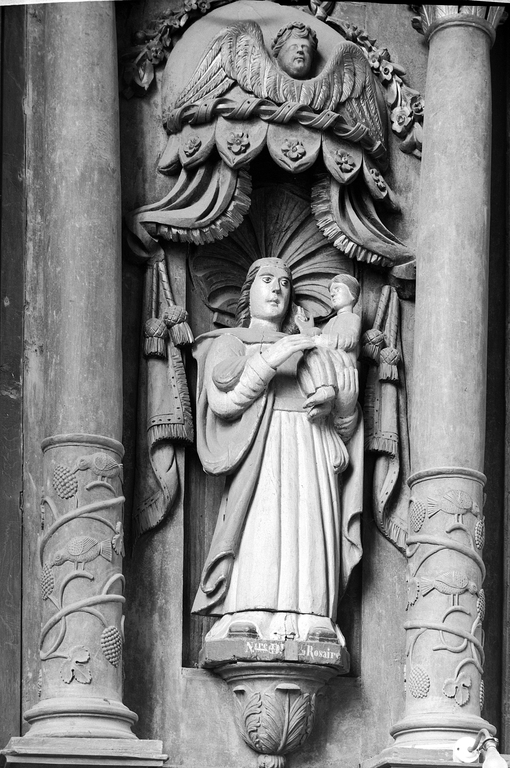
<box><xmin>192</xmin><ymin>327</ymin><xmax>363</xmax><ymax>619</ymax></box>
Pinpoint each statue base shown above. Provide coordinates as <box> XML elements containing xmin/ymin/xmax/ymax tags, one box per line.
<box><xmin>200</xmin><ymin>635</ymin><xmax>349</xmax><ymax>671</ymax></box>
<box><xmin>2</xmin><ymin>737</ymin><xmax>168</xmax><ymax>767</ymax></box>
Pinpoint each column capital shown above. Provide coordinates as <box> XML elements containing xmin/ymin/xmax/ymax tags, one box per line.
<box><xmin>411</xmin><ymin>5</ymin><xmax>506</xmax><ymax>45</ymax></box>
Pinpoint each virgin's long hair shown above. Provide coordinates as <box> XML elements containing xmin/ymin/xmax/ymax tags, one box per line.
<box><xmin>235</xmin><ymin>258</ymin><xmax>299</xmax><ymax>334</ymax></box>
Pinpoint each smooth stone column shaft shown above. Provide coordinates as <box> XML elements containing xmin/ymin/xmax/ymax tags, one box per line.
<box><xmin>44</xmin><ymin>1</ymin><xmax>122</xmax><ymax>439</ymax></box>
<box><xmin>411</xmin><ymin>19</ymin><xmax>491</xmax><ymax>473</ymax></box>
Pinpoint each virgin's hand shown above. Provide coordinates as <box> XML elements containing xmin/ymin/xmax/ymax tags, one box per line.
<box><xmin>336</xmin><ymin>366</ymin><xmax>359</xmax><ymax>417</ymax></box>
<box><xmin>262</xmin><ymin>334</ymin><xmax>316</xmax><ymax>369</ymax></box>
<box><xmin>314</xmin><ymin>334</ymin><xmax>337</xmax><ymax>350</ymax></box>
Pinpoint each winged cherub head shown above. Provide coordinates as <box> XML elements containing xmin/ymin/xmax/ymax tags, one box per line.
<box><xmin>272</xmin><ymin>22</ymin><xmax>318</xmax><ymax>79</ymax></box>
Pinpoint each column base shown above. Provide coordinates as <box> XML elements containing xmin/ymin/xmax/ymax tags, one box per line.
<box><xmin>2</xmin><ymin>737</ymin><xmax>168</xmax><ymax>767</ymax></box>
<box><xmin>363</xmin><ymin>745</ymin><xmax>481</xmax><ymax>768</ymax></box>
<box><xmin>22</xmin><ymin>698</ymin><xmax>138</xmax><ymax>740</ymax></box>
<box><xmin>389</xmin><ymin>713</ymin><xmax>495</xmax><ymax>747</ymax></box>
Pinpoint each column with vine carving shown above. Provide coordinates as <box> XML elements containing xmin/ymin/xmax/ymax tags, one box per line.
<box><xmin>391</xmin><ymin>4</ymin><xmax>505</xmax><ymax>751</ymax></box>
<box><xmin>3</xmin><ymin>3</ymin><xmax>166</xmax><ymax>765</ymax></box>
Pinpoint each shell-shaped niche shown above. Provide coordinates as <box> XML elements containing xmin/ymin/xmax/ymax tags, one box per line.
<box><xmin>189</xmin><ymin>181</ymin><xmax>353</xmax><ymax>325</ymax></box>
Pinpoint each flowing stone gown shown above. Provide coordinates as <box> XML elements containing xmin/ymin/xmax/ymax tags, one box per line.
<box><xmin>192</xmin><ymin>327</ymin><xmax>363</xmax><ymax>633</ymax></box>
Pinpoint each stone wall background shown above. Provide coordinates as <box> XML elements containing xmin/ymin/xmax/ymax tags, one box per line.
<box><xmin>2</xmin><ymin>2</ymin><xmax>506</xmax><ymax>767</ymax></box>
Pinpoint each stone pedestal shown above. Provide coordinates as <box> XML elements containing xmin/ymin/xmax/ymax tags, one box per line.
<box><xmin>2</xmin><ymin>2</ymin><xmax>166</xmax><ymax>765</ymax></box>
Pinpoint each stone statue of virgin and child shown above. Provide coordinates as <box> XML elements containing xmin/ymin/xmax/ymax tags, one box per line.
<box><xmin>192</xmin><ymin>257</ymin><xmax>364</xmax><ymax>648</ymax></box>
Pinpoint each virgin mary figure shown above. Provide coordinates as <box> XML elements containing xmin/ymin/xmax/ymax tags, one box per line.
<box><xmin>192</xmin><ymin>257</ymin><xmax>363</xmax><ymax>643</ymax></box>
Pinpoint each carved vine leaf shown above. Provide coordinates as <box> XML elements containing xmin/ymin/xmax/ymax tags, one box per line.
<box><xmin>443</xmin><ymin>674</ymin><xmax>471</xmax><ymax>706</ymax></box>
<box><xmin>59</xmin><ymin>646</ymin><xmax>92</xmax><ymax>685</ymax></box>
<box><xmin>112</xmin><ymin>522</ymin><xmax>125</xmax><ymax>557</ymax></box>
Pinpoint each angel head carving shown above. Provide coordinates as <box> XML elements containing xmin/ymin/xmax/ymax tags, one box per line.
<box><xmin>171</xmin><ymin>18</ymin><xmax>386</xmax><ymax>151</ymax></box>
<box><xmin>271</xmin><ymin>21</ymin><xmax>318</xmax><ymax>79</ymax></box>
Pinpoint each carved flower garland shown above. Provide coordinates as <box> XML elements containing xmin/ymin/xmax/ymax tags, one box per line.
<box><xmin>330</xmin><ymin>19</ymin><xmax>423</xmax><ymax>156</ymax></box>
<box><xmin>120</xmin><ymin>0</ymin><xmax>218</xmax><ymax>98</ymax></box>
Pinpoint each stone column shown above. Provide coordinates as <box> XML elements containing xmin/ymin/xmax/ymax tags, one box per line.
<box><xmin>3</xmin><ymin>3</ymin><xmax>166</xmax><ymax>765</ymax></box>
<box><xmin>390</xmin><ymin>5</ymin><xmax>505</xmax><ymax>752</ymax></box>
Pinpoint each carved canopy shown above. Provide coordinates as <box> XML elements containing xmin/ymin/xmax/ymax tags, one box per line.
<box><xmin>127</xmin><ymin>0</ymin><xmax>413</xmax><ymax>270</ymax></box>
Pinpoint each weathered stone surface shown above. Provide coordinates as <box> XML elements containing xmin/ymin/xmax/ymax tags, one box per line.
<box><xmin>2</xmin><ymin>737</ymin><xmax>168</xmax><ymax>767</ymax></box>
<box><xmin>201</xmin><ymin>637</ymin><xmax>349</xmax><ymax>670</ymax></box>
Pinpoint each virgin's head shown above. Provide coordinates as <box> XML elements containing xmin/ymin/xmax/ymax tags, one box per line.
<box><xmin>235</xmin><ymin>258</ymin><xmax>296</xmax><ymax>332</ymax></box>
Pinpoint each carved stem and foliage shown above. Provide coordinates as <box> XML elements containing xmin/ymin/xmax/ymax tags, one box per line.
<box><xmin>26</xmin><ymin>435</ymin><xmax>136</xmax><ymax>738</ymax></box>
<box><xmin>397</xmin><ymin>470</ymin><xmax>487</xmax><ymax>736</ymax></box>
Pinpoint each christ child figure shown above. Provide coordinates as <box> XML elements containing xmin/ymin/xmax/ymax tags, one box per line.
<box><xmin>297</xmin><ymin>274</ymin><xmax>361</xmax><ymax>422</ymax></box>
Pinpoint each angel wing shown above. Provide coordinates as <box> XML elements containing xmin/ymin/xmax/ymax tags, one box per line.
<box><xmin>174</xmin><ymin>22</ymin><xmax>274</xmax><ymax>109</ymax></box>
<box><xmin>174</xmin><ymin>21</ymin><xmax>385</xmax><ymax>148</ymax></box>
<box><xmin>308</xmin><ymin>43</ymin><xmax>386</xmax><ymax>147</ymax></box>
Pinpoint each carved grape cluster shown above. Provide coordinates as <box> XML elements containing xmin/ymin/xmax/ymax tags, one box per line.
<box><xmin>53</xmin><ymin>464</ymin><xmax>78</xmax><ymax>499</ymax></box>
<box><xmin>477</xmin><ymin>588</ymin><xmax>486</xmax><ymax>621</ymax></box>
<box><xmin>408</xmin><ymin>665</ymin><xmax>430</xmax><ymax>698</ymax></box>
<box><xmin>41</xmin><ymin>563</ymin><xmax>55</xmax><ymax>600</ymax></box>
<box><xmin>101</xmin><ymin>626</ymin><xmax>122</xmax><ymax>667</ymax></box>
<box><xmin>474</xmin><ymin>518</ymin><xmax>485</xmax><ymax>549</ymax></box>
<box><xmin>410</xmin><ymin>499</ymin><xmax>426</xmax><ymax>532</ymax></box>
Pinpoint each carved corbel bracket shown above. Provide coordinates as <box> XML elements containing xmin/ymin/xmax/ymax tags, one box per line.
<box><xmin>218</xmin><ymin>662</ymin><xmax>337</xmax><ymax>768</ymax></box>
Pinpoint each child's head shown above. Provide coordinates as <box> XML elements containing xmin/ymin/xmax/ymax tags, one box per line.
<box><xmin>328</xmin><ymin>274</ymin><xmax>360</xmax><ymax>311</ymax></box>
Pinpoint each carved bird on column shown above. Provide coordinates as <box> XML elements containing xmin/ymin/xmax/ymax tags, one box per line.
<box><xmin>427</xmin><ymin>490</ymin><xmax>480</xmax><ymax>523</ymax></box>
<box><xmin>51</xmin><ymin>536</ymin><xmax>113</xmax><ymax>570</ymax></box>
<box><xmin>420</xmin><ymin>571</ymin><xmax>478</xmax><ymax>606</ymax></box>
<box><xmin>72</xmin><ymin>453</ymin><xmax>123</xmax><ymax>483</ymax></box>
